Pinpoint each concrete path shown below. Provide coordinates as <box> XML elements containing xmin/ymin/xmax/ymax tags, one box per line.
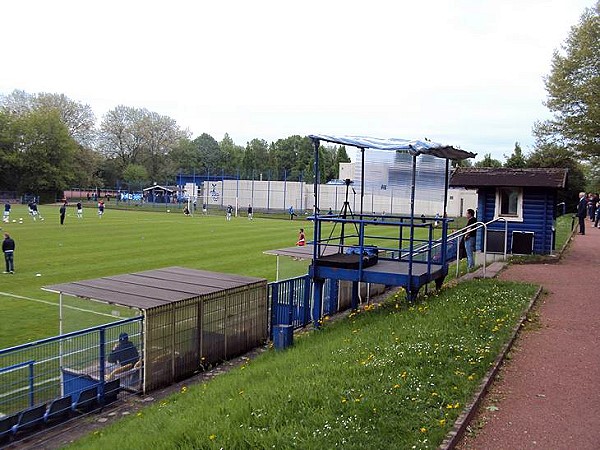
<box><xmin>457</xmin><ymin>223</ymin><xmax>600</xmax><ymax>449</ymax></box>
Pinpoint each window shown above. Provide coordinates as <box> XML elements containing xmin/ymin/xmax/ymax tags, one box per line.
<box><xmin>494</xmin><ymin>187</ymin><xmax>523</xmax><ymax>221</ymax></box>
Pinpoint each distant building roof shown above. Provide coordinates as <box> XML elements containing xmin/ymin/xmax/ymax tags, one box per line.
<box><xmin>450</xmin><ymin>168</ymin><xmax>568</xmax><ymax>189</ymax></box>
<box><xmin>142</xmin><ymin>185</ymin><xmax>176</xmax><ymax>193</ymax></box>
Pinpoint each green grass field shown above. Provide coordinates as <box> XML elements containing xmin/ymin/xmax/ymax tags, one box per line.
<box><xmin>1</xmin><ymin>205</ymin><xmax>573</xmax><ymax>448</ymax></box>
<box><xmin>68</xmin><ymin>279</ymin><xmax>539</xmax><ymax>450</ymax></box>
<box><xmin>0</xmin><ymin>204</ymin><xmax>317</xmax><ymax>347</ymax></box>
<box><xmin>0</xmin><ymin>206</ymin><xmax>572</xmax><ymax>350</ymax></box>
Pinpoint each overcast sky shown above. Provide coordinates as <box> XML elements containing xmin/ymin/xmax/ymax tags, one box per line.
<box><xmin>0</xmin><ymin>0</ymin><xmax>593</xmax><ymax>162</ymax></box>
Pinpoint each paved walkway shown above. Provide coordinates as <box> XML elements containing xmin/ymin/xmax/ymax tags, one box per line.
<box><xmin>457</xmin><ymin>223</ymin><xmax>600</xmax><ymax>449</ymax></box>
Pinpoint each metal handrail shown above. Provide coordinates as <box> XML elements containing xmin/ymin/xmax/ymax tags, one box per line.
<box><xmin>409</xmin><ymin>217</ymin><xmax>509</xmax><ymax>279</ymax></box>
<box><xmin>447</xmin><ymin>217</ymin><xmax>508</xmax><ymax>278</ymax></box>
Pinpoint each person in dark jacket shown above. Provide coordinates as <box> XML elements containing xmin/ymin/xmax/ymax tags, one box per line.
<box><xmin>577</xmin><ymin>191</ymin><xmax>587</xmax><ymax>235</ymax></box>
<box><xmin>108</xmin><ymin>332</ymin><xmax>139</xmax><ymax>368</ymax></box>
<box><xmin>59</xmin><ymin>202</ymin><xmax>67</xmax><ymax>225</ymax></box>
<box><xmin>3</xmin><ymin>233</ymin><xmax>15</xmax><ymax>273</ymax></box>
<box><xmin>463</xmin><ymin>208</ymin><xmax>477</xmax><ymax>269</ymax></box>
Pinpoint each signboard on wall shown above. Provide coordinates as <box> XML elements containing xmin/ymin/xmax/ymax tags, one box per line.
<box><xmin>208</xmin><ymin>181</ymin><xmax>222</xmax><ymax>204</ymax></box>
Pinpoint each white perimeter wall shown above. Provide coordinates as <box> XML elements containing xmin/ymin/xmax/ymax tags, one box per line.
<box><xmin>202</xmin><ymin>180</ymin><xmax>477</xmax><ymax>218</ymax></box>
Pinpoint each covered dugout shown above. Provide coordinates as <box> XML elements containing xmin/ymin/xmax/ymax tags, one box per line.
<box><xmin>44</xmin><ymin>267</ymin><xmax>268</xmax><ymax>392</ymax></box>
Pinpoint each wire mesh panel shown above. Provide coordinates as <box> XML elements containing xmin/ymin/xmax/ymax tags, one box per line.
<box><xmin>0</xmin><ymin>318</ymin><xmax>142</xmax><ymax>417</ymax></box>
<box><xmin>144</xmin><ymin>281</ymin><xmax>268</xmax><ymax>391</ymax></box>
<box><xmin>144</xmin><ymin>303</ymin><xmax>175</xmax><ymax>392</ymax></box>
<box><xmin>173</xmin><ymin>299</ymin><xmax>201</xmax><ymax>381</ymax></box>
<box><xmin>201</xmin><ymin>294</ymin><xmax>227</xmax><ymax>366</ymax></box>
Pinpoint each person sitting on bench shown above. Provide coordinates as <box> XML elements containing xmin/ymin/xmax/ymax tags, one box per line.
<box><xmin>107</xmin><ymin>332</ymin><xmax>139</xmax><ymax>379</ymax></box>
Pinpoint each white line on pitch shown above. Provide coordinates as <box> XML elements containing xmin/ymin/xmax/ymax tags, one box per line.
<box><xmin>0</xmin><ymin>291</ymin><xmax>118</xmax><ymax>318</ymax></box>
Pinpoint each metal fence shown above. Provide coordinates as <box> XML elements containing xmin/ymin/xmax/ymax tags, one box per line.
<box><xmin>143</xmin><ymin>281</ymin><xmax>268</xmax><ymax>392</ymax></box>
<box><xmin>0</xmin><ymin>317</ymin><xmax>142</xmax><ymax>418</ymax></box>
<box><xmin>268</xmin><ymin>276</ymin><xmax>342</xmax><ymax>337</ymax></box>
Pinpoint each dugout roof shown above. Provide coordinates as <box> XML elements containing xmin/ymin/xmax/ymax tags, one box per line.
<box><xmin>42</xmin><ymin>266</ymin><xmax>266</xmax><ymax>310</ymax></box>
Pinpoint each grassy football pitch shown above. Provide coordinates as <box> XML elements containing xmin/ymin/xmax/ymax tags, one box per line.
<box><xmin>0</xmin><ymin>204</ymin><xmax>318</xmax><ymax>348</ymax></box>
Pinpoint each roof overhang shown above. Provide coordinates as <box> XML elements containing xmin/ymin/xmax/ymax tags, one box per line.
<box><xmin>450</xmin><ymin>168</ymin><xmax>568</xmax><ymax>189</ymax></box>
<box><xmin>309</xmin><ymin>134</ymin><xmax>477</xmax><ymax>160</ymax></box>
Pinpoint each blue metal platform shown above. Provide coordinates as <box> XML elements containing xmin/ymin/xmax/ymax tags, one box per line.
<box><xmin>304</xmin><ymin>134</ymin><xmax>476</xmax><ymax>327</ymax></box>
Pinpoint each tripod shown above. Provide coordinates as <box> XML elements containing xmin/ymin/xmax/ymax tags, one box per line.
<box><xmin>327</xmin><ymin>179</ymin><xmax>359</xmax><ymax>253</ymax></box>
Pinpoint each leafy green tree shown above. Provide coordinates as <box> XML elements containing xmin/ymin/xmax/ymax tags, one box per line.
<box><xmin>586</xmin><ymin>156</ymin><xmax>600</xmax><ymax>192</ymax></box>
<box><xmin>335</xmin><ymin>145</ymin><xmax>351</xmax><ymax>168</ymax></box>
<box><xmin>504</xmin><ymin>142</ymin><xmax>527</xmax><ymax>168</ymax></box>
<box><xmin>140</xmin><ymin>111</ymin><xmax>189</xmax><ymax>181</ymax></box>
<box><xmin>474</xmin><ymin>153</ymin><xmax>503</xmax><ymax>168</ymax></box>
<box><xmin>319</xmin><ymin>145</ymin><xmax>340</xmax><ymax>182</ymax></box>
<box><xmin>219</xmin><ymin>133</ymin><xmax>244</xmax><ymax>175</ymax></box>
<box><xmin>9</xmin><ymin>109</ymin><xmax>78</xmax><ymax>196</ymax></box>
<box><xmin>533</xmin><ymin>2</ymin><xmax>600</xmax><ymax>157</ymax></box>
<box><xmin>168</xmin><ymin>137</ymin><xmax>201</xmax><ymax>174</ymax></box>
<box><xmin>242</xmin><ymin>139</ymin><xmax>270</xmax><ymax>179</ymax></box>
<box><xmin>193</xmin><ymin>133</ymin><xmax>223</xmax><ymax>174</ymax></box>
<box><xmin>270</xmin><ymin>136</ymin><xmax>299</xmax><ymax>180</ymax></box>
<box><xmin>71</xmin><ymin>146</ymin><xmax>104</xmax><ymax>188</ymax></box>
<box><xmin>99</xmin><ymin>106</ymin><xmax>146</xmax><ymax>168</ymax></box>
<box><xmin>99</xmin><ymin>106</ymin><xmax>186</xmax><ymax>181</ymax></box>
<box><xmin>122</xmin><ymin>164</ymin><xmax>149</xmax><ymax>190</ymax></box>
<box><xmin>0</xmin><ymin>90</ymin><xmax>97</xmax><ymax>147</ymax></box>
<box><xmin>527</xmin><ymin>144</ymin><xmax>586</xmax><ymax>211</ymax></box>
<box><xmin>0</xmin><ymin>111</ymin><xmax>20</xmax><ymax>191</ymax></box>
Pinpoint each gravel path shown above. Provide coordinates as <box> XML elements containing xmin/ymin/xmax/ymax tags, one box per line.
<box><xmin>457</xmin><ymin>224</ymin><xmax>600</xmax><ymax>450</ymax></box>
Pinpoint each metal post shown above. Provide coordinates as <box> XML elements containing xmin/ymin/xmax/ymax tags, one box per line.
<box><xmin>312</xmin><ymin>139</ymin><xmax>320</xmax><ymax>263</ymax></box>
<box><xmin>360</xmin><ymin>148</ymin><xmax>365</xmax><ymax>218</ymax></box>
<box><xmin>407</xmin><ymin>154</ymin><xmax>417</xmax><ymax>297</ymax></box>
<box><xmin>283</xmin><ymin>170</ymin><xmax>287</xmax><ymax>211</ymax></box>
<box><xmin>99</xmin><ymin>328</ymin><xmax>106</xmax><ymax>384</ymax></box>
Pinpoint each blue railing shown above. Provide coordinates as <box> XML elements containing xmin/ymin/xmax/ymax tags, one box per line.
<box><xmin>0</xmin><ymin>317</ymin><xmax>142</xmax><ymax>417</ymax></box>
<box><xmin>268</xmin><ymin>275</ymin><xmax>341</xmax><ymax>338</ymax></box>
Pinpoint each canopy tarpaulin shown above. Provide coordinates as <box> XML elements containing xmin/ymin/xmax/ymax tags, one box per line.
<box><xmin>308</xmin><ymin>134</ymin><xmax>476</xmax><ymax>160</ymax></box>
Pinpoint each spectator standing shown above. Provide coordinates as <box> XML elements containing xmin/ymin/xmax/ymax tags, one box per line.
<box><xmin>577</xmin><ymin>192</ymin><xmax>587</xmax><ymax>235</ymax></box>
<box><xmin>463</xmin><ymin>208</ymin><xmax>477</xmax><ymax>270</ymax></box>
<box><xmin>589</xmin><ymin>193</ymin><xmax>599</xmax><ymax>221</ymax></box>
<box><xmin>3</xmin><ymin>232</ymin><xmax>15</xmax><ymax>274</ymax></box>
<box><xmin>59</xmin><ymin>202</ymin><xmax>67</xmax><ymax>225</ymax></box>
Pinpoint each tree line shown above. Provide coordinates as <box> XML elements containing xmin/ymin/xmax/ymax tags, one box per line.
<box><xmin>0</xmin><ymin>92</ymin><xmax>351</xmax><ymax>199</ymax></box>
<box><xmin>1</xmin><ymin>2</ymin><xmax>598</xmax><ymax>202</ymax></box>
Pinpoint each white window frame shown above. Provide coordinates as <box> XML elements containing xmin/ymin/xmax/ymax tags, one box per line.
<box><xmin>494</xmin><ymin>187</ymin><xmax>523</xmax><ymax>222</ymax></box>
